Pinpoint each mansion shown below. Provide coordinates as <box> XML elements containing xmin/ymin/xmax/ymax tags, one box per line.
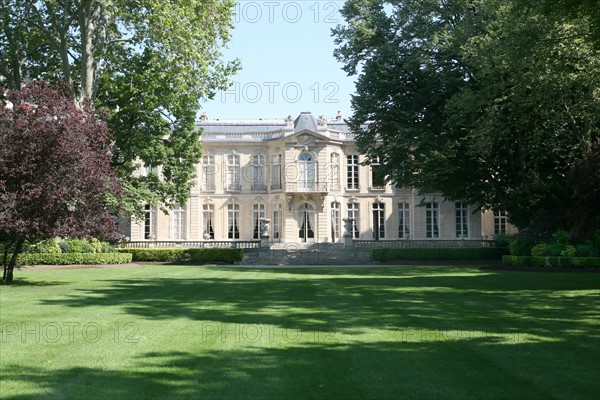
<box><xmin>124</xmin><ymin>112</ymin><xmax>516</xmax><ymax>244</ymax></box>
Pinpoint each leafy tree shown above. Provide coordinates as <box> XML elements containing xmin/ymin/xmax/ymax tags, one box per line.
<box><xmin>0</xmin><ymin>82</ymin><xmax>122</xmax><ymax>284</ymax></box>
<box><xmin>567</xmin><ymin>140</ymin><xmax>600</xmax><ymax>243</ymax></box>
<box><xmin>333</xmin><ymin>0</ymin><xmax>599</xmax><ymax>232</ymax></box>
<box><xmin>0</xmin><ymin>0</ymin><xmax>239</xmax><ymax>214</ymax></box>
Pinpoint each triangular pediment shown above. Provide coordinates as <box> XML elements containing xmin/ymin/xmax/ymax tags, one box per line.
<box><xmin>284</xmin><ymin>130</ymin><xmax>332</xmax><ymax>145</ymax></box>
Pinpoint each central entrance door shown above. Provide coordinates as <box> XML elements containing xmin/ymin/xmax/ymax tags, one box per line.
<box><xmin>298</xmin><ymin>203</ymin><xmax>315</xmax><ymax>242</ymax></box>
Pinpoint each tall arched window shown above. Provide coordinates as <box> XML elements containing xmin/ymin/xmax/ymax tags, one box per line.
<box><xmin>398</xmin><ymin>203</ymin><xmax>410</xmax><ymax>239</ymax></box>
<box><xmin>227</xmin><ymin>204</ymin><xmax>240</xmax><ymax>239</ymax></box>
<box><xmin>226</xmin><ymin>154</ymin><xmax>240</xmax><ymax>190</ymax></box>
<box><xmin>202</xmin><ymin>204</ymin><xmax>214</xmax><ymax>239</ymax></box>
<box><xmin>253</xmin><ymin>203</ymin><xmax>266</xmax><ymax>239</ymax></box>
<box><xmin>144</xmin><ymin>204</ymin><xmax>157</xmax><ymax>240</ymax></box>
<box><xmin>330</xmin><ymin>153</ymin><xmax>340</xmax><ymax>190</ymax></box>
<box><xmin>172</xmin><ymin>204</ymin><xmax>186</xmax><ymax>240</ymax></box>
<box><xmin>271</xmin><ymin>154</ymin><xmax>282</xmax><ymax>189</ymax></box>
<box><xmin>201</xmin><ymin>155</ymin><xmax>215</xmax><ymax>191</ymax></box>
<box><xmin>298</xmin><ymin>203</ymin><xmax>315</xmax><ymax>242</ymax></box>
<box><xmin>372</xmin><ymin>202</ymin><xmax>385</xmax><ymax>240</ymax></box>
<box><xmin>272</xmin><ymin>203</ymin><xmax>282</xmax><ymax>241</ymax></box>
<box><xmin>426</xmin><ymin>202</ymin><xmax>439</xmax><ymax>238</ymax></box>
<box><xmin>331</xmin><ymin>201</ymin><xmax>341</xmax><ymax>242</ymax></box>
<box><xmin>298</xmin><ymin>152</ymin><xmax>315</xmax><ymax>191</ymax></box>
<box><xmin>251</xmin><ymin>155</ymin><xmax>266</xmax><ymax>190</ymax></box>
<box><xmin>347</xmin><ymin>203</ymin><xmax>359</xmax><ymax>239</ymax></box>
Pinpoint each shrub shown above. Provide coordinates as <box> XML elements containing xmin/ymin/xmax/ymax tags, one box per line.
<box><xmin>100</xmin><ymin>241</ymin><xmax>116</xmax><ymax>253</ymax></box>
<box><xmin>531</xmin><ymin>244</ymin><xmax>547</xmax><ymax>257</ymax></box>
<box><xmin>502</xmin><ymin>255</ymin><xmax>600</xmax><ymax>268</ymax></box>
<box><xmin>89</xmin><ymin>238</ymin><xmax>103</xmax><ymax>253</ymax></box>
<box><xmin>117</xmin><ymin>248</ymin><xmax>244</xmax><ymax>263</ymax></box>
<box><xmin>118</xmin><ymin>248</ymin><xmax>185</xmax><ymax>262</ymax></box>
<box><xmin>561</xmin><ymin>245</ymin><xmax>576</xmax><ymax>257</ymax></box>
<box><xmin>25</xmin><ymin>238</ymin><xmax>62</xmax><ymax>254</ymax></box>
<box><xmin>493</xmin><ymin>234</ymin><xmax>512</xmax><ymax>248</ymax></box>
<box><xmin>545</xmin><ymin>243</ymin><xmax>565</xmax><ymax>256</ymax></box>
<box><xmin>61</xmin><ymin>238</ymin><xmax>96</xmax><ymax>253</ymax></box>
<box><xmin>552</xmin><ymin>230</ymin><xmax>570</xmax><ymax>244</ymax></box>
<box><xmin>575</xmin><ymin>245</ymin><xmax>599</xmax><ymax>257</ymax></box>
<box><xmin>17</xmin><ymin>252</ymin><xmax>132</xmax><ymax>265</ymax></box>
<box><xmin>509</xmin><ymin>234</ymin><xmax>540</xmax><ymax>256</ymax></box>
<box><xmin>372</xmin><ymin>247</ymin><xmax>508</xmax><ymax>261</ymax></box>
<box><xmin>531</xmin><ymin>242</ymin><xmax>576</xmax><ymax>257</ymax></box>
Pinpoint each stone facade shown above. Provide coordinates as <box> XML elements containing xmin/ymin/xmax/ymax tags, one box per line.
<box><xmin>124</xmin><ymin>112</ymin><xmax>515</xmax><ymax>243</ymax></box>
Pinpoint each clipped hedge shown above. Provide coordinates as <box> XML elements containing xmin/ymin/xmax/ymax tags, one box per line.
<box><xmin>502</xmin><ymin>255</ymin><xmax>600</xmax><ymax>268</ymax></box>
<box><xmin>17</xmin><ymin>252</ymin><xmax>132</xmax><ymax>266</ymax></box>
<box><xmin>372</xmin><ymin>247</ymin><xmax>508</xmax><ymax>262</ymax></box>
<box><xmin>117</xmin><ymin>248</ymin><xmax>243</xmax><ymax>263</ymax></box>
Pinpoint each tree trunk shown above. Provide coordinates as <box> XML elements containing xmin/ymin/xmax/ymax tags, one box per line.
<box><xmin>78</xmin><ymin>0</ymin><xmax>96</xmax><ymax>103</ymax></box>
<box><xmin>3</xmin><ymin>238</ymin><xmax>24</xmax><ymax>285</ymax></box>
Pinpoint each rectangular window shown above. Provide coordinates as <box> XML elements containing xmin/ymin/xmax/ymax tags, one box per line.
<box><xmin>347</xmin><ymin>203</ymin><xmax>359</xmax><ymax>239</ymax></box>
<box><xmin>144</xmin><ymin>204</ymin><xmax>157</xmax><ymax>240</ymax></box>
<box><xmin>272</xmin><ymin>204</ymin><xmax>282</xmax><ymax>240</ymax></box>
<box><xmin>226</xmin><ymin>154</ymin><xmax>240</xmax><ymax>190</ymax></box>
<box><xmin>426</xmin><ymin>202</ymin><xmax>439</xmax><ymax>238</ymax></box>
<box><xmin>251</xmin><ymin>155</ymin><xmax>266</xmax><ymax>190</ymax></box>
<box><xmin>330</xmin><ymin>153</ymin><xmax>340</xmax><ymax>190</ymax></box>
<box><xmin>398</xmin><ymin>202</ymin><xmax>410</xmax><ymax>239</ymax></box>
<box><xmin>372</xmin><ymin>202</ymin><xmax>385</xmax><ymax>239</ymax></box>
<box><xmin>331</xmin><ymin>202</ymin><xmax>341</xmax><ymax>241</ymax></box>
<box><xmin>371</xmin><ymin>156</ymin><xmax>386</xmax><ymax>189</ymax></box>
<box><xmin>201</xmin><ymin>155</ymin><xmax>215</xmax><ymax>191</ymax></box>
<box><xmin>202</xmin><ymin>204</ymin><xmax>214</xmax><ymax>239</ymax></box>
<box><xmin>347</xmin><ymin>154</ymin><xmax>359</xmax><ymax>190</ymax></box>
<box><xmin>252</xmin><ymin>204</ymin><xmax>266</xmax><ymax>239</ymax></box>
<box><xmin>271</xmin><ymin>154</ymin><xmax>282</xmax><ymax>190</ymax></box>
<box><xmin>143</xmin><ymin>164</ymin><xmax>158</xmax><ymax>176</ymax></box>
<box><xmin>455</xmin><ymin>202</ymin><xmax>469</xmax><ymax>238</ymax></box>
<box><xmin>172</xmin><ymin>205</ymin><xmax>186</xmax><ymax>240</ymax></box>
<box><xmin>227</xmin><ymin>204</ymin><xmax>240</xmax><ymax>239</ymax></box>
<box><xmin>494</xmin><ymin>211</ymin><xmax>507</xmax><ymax>235</ymax></box>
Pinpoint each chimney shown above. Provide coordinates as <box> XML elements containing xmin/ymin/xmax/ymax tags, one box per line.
<box><xmin>336</xmin><ymin>110</ymin><xmax>342</xmax><ymax>122</ymax></box>
<box><xmin>201</xmin><ymin>112</ymin><xmax>208</xmax><ymax>122</ymax></box>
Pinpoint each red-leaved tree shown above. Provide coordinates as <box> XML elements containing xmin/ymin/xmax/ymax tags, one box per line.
<box><xmin>0</xmin><ymin>82</ymin><xmax>122</xmax><ymax>284</ymax></box>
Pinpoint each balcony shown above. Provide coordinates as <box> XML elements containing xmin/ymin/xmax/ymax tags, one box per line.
<box><xmin>285</xmin><ymin>181</ymin><xmax>328</xmax><ymax>193</ymax></box>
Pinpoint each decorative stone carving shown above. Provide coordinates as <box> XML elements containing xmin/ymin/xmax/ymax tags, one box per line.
<box><xmin>343</xmin><ymin>218</ymin><xmax>354</xmax><ymax>237</ymax></box>
<box><xmin>259</xmin><ymin>217</ymin><xmax>270</xmax><ymax>237</ymax></box>
<box><xmin>299</xmin><ymin>134</ymin><xmax>314</xmax><ymax>146</ymax></box>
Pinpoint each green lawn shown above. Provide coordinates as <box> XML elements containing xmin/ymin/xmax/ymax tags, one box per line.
<box><xmin>1</xmin><ymin>265</ymin><xmax>599</xmax><ymax>399</ymax></box>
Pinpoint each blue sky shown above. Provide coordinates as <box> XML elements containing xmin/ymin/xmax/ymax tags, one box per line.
<box><xmin>200</xmin><ymin>0</ymin><xmax>356</xmax><ymax>120</ymax></box>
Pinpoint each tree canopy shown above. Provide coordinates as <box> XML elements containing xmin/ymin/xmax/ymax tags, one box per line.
<box><xmin>0</xmin><ymin>81</ymin><xmax>122</xmax><ymax>283</ymax></box>
<box><xmin>333</xmin><ymin>0</ymin><xmax>600</xmax><ymax>236</ymax></box>
<box><xmin>0</xmin><ymin>0</ymin><xmax>239</xmax><ymax>215</ymax></box>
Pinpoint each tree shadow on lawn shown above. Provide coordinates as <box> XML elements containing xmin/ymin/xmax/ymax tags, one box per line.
<box><xmin>0</xmin><ymin>278</ymin><xmax>68</xmax><ymax>287</ymax></box>
<box><xmin>37</xmin><ymin>268</ymin><xmax>600</xmax><ymax>341</ymax></box>
<box><xmin>2</xmin><ymin>338</ymin><xmax>599</xmax><ymax>400</ymax></box>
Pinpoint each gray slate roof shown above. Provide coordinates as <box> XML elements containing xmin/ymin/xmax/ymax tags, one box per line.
<box><xmin>196</xmin><ymin>112</ymin><xmax>354</xmax><ymax>134</ymax></box>
<box><xmin>294</xmin><ymin>112</ymin><xmax>318</xmax><ymax>133</ymax></box>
